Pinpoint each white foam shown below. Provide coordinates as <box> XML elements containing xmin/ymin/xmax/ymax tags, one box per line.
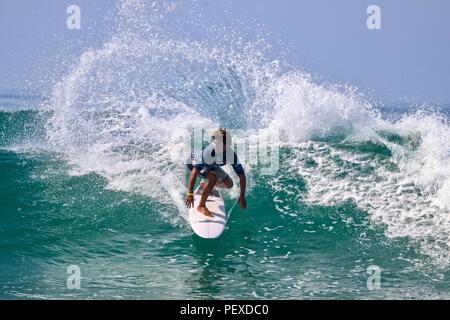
<box><xmin>268</xmin><ymin>94</ymin><xmax>450</xmax><ymax>266</ymax></box>
<box><xmin>43</xmin><ymin>0</ymin><xmax>276</xmax><ymax>224</ymax></box>
<box><xmin>266</xmin><ymin>71</ymin><xmax>382</xmax><ymax>142</ymax></box>
<box><xmin>41</xmin><ymin>0</ymin><xmax>450</xmax><ymax>266</ymax></box>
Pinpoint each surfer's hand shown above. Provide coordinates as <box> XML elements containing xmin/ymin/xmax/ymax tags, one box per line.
<box><xmin>186</xmin><ymin>195</ymin><xmax>194</xmax><ymax>208</ymax></box>
<box><xmin>238</xmin><ymin>195</ymin><xmax>247</xmax><ymax>209</ymax></box>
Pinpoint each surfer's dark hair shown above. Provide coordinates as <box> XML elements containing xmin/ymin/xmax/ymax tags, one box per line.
<box><xmin>211</xmin><ymin>128</ymin><xmax>232</xmax><ymax>146</ymax></box>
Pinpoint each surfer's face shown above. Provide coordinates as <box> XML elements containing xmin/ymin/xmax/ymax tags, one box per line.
<box><xmin>213</xmin><ymin>139</ymin><xmax>225</xmax><ymax>153</ymax></box>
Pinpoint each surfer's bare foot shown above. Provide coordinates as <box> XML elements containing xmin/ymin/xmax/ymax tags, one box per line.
<box><xmin>197</xmin><ymin>205</ymin><xmax>214</xmax><ymax>217</ymax></box>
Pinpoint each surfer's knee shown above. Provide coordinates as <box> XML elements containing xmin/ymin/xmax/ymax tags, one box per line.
<box><xmin>222</xmin><ymin>177</ymin><xmax>233</xmax><ymax>189</ymax></box>
<box><xmin>206</xmin><ymin>172</ymin><xmax>218</xmax><ymax>183</ymax></box>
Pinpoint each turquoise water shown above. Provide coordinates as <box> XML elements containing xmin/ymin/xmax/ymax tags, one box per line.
<box><xmin>2</xmin><ymin>1</ymin><xmax>450</xmax><ymax>299</ymax></box>
<box><xmin>1</xmin><ymin>109</ymin><xmax>450</xmax><ymax>299</ymax></box>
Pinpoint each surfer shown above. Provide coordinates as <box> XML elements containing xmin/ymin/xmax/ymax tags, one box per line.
<box><xmin>186</xmin><ymin>129</ymin><xmax>247</xmax><ymax>217</ymax></box>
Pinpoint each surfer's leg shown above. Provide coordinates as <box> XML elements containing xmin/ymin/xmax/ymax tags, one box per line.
<box><xmin>199</xmin><ymin>177</ymin><xmax>232</xmax><ymax>190</ymax></box>
<box><xmin>209</xmin><ymin>166</ymin><xmax>232</xmax><ymax>189</ymax></box>
<box><xmin>215</xmin><ymin>176</ymin><xmax>233</xmax><ymax>189</ymax></box>
<box><xmin>197</xmin><ymin>172</ymin><xmax>217</xmax><ymax>217</ymax></box>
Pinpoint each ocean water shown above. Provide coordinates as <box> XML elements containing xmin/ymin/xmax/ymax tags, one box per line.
<box><xmin>1</xmin><ymin>1</ymin><xmax>450</xmax><ymax>299</ymax></box>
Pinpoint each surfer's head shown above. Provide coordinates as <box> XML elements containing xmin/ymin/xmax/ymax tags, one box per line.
<box><xmin>211</xmin><ymin>128</ymin><xmax>232</xmax><ymax>152</ymax></box>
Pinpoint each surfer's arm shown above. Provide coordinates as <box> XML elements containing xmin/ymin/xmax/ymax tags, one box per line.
<box><xmin>231</xmin><ymin>152</ymin><xmax>247</xmax><ymax>209</ymax></box>
<box><xmin>186</xmin><ymin>167</ymin><xmax>199</xmax><ymax>208</ymax></box>
<box><xmin>237</xmin><ymin>173</ymin><xmax>247</xmax><ymax>209</ymax></box>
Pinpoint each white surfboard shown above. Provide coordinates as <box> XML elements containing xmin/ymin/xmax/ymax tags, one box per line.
<box><xmin>188</xmin><ymin>185</ymin><xmax>228</xmax><ymax>239</ymax></box>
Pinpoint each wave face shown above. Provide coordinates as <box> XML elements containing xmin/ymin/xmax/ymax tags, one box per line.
<box><xmin>44</xmin><ymin>0</ymin><xmax>450</xmax><ymax>266</ymax></box>
<box><xmin>2</xmin><ymin>0</ymin><xmax>450</xmax><ymax>299</ymax></box>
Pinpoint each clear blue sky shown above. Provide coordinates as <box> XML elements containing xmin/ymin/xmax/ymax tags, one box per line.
<box><xmin>1</xmin><ymin>0</ymin><xmax>449</xmax><ymax>104</ymax></box>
